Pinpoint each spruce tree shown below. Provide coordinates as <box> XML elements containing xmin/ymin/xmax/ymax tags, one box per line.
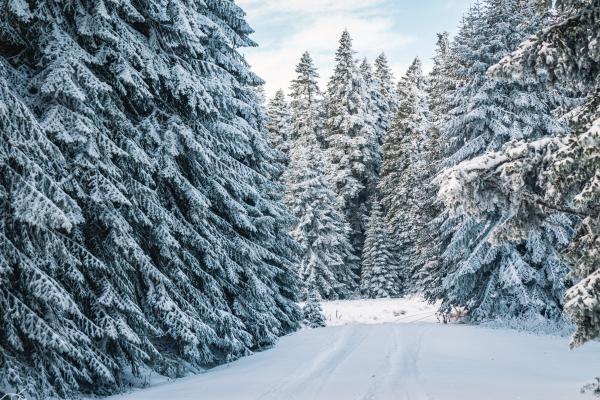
<box><xmin>303</xmin><ymin>290</ymin><xmax>327</xmax><ymax>328</ymax></box>
<box><xmin>419</xmin><ymin>3</ymin><xmax>488</xmax><ymax>298</ymax></box>
<box><xmin>430</xmin><ymin>0</ymin><xmax>574</xmax><ymax>322</ymax></box>
<box><xmin>290</xmin><ymin>52</ymin><xmax>326</xmax><ymax>147</ymax></box>
<box><xmin>527</xmin><ymin>0</ymin><xmax>599</xmax><ymax>348</ymax></box>
<box><xmin>325</xmin><ymin>30</ymin><xmax>379</xmax><ymax>261</ymax></box>
<box><xmin>443</xmin><ymin>0</ymin><xmax>599</xmax><ymax>345</ymax></box>
<box><xmin>361</xmin><ymin>197</ymin><xmax>400</xmax><ymax>298</ymax></box>
<box><xmin>0</xmin><ymin>0</ymin><xmax>301</xmax><ymax>397</ymax></box>
<box><xmin>285</xmin><ymin>53</ymin><xmax>358</xmax><ymax>299</ymax></box>
<box><xmin>380</xmin><ymin>58</ymin><xmax>433</xmax><ymax>290</ymax></box>
<box><xmin>373</xmin><ymin>53</ymin><xmax>399</xmax><ymax>146</ymax></box>
<box><xmin>360</xmin><ymin>58</ymin><xmax>384</xmax><ymax>178</ymax></box>
<box><xmin>414</xmin><ymin>32</ymin><xmax>455</xmax><ymax>292</ymax></box>
<box><xmin>0</xmin><ymin>63</ymin><xmax>113</xmax><ymax>398</ymax></box>
<box><xmin>427</xmin><ymin>32</ymin><xmax>453</xmax><ymax>127</ymax></box>
<box><xmin>283</xmin><ymin>135</ymin><xmax>358</xmax><ymax>300</ymax></box>
<box><xmin>266</xmin><ymin>89</ymin><xmax>292</xmax><ymax>176</ymax></box>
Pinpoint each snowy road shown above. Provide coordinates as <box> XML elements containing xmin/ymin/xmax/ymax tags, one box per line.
<box><xmin>108</xmin><ymin>299</ymin><xmax>600</xmax><ymax>400</ymax></box>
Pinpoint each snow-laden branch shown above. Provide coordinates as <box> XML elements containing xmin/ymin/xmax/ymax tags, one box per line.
<box><xmin>437</xmin><ymin>132</ymin><xmax>599</xmax><ymax>248</ymax></box>
<box><xmin>437</xmin><ymin>137</ymin><xmax>561</xmax><ymax>218</ymax></box>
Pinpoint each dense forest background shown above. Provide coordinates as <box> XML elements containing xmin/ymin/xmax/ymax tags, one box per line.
<box><xmin>267</xmin><ymin>0</ymin><xmax>597</xmax><ymax>336</ymax></box>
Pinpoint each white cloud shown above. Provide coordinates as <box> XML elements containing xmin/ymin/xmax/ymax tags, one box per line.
<box><xmin>237</xmin><ymin>0</ymin><xmax>387</xmax><ymax>16</ymax></box>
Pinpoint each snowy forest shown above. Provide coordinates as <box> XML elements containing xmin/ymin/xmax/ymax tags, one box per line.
<box><xmin>0</xmin><ymin>0</ymin><xmax>598</xmax><ymax>399</ymax></box>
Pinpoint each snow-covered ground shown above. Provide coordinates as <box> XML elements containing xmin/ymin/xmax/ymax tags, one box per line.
<box><xmin>106</xmin><ymin>298</ymin><xmax>600</xmax><ymax>400</ymax></box>
<box><xmin>321</xmin><ymin>297</ymin><xmax>439</xmax><ymax>326</ymax></box>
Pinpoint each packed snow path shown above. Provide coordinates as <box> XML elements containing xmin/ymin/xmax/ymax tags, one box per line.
<box><xmin>108</xmin><ymin>299</ymin><xmax>600</xmax><ymax>400</ymax></box>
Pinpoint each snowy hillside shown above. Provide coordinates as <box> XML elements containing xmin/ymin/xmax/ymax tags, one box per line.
<box><xmin>106</xmin><ymin>298</ymin><xmax>600</xmax><ymax>400</ymax></box>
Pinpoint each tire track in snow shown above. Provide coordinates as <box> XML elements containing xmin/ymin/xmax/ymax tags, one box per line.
<box><xmin>255</xmin><ymin>325</ymin><xmax>367</xmax><ymax>400</ymax></box>
<box><xmin>399</xmin><ymin>326</ymin><xmax>430</xmax><ymax>400</ymax></box>
<box><xmin>357</xmin><ymin>324</ymin><xmax>400</xmax><ymax>400</ymax></box>
<box><xmin>304</xmin><ymin>327</ymin><xmax>370</xmax><ymax>398</ymax></box>
<box><xmin>397</xmin><ymin>324</ymin><xmax>432</xmax><ymax>400</ymax></box>
<box><xmin>359</xmin><ymin>324</ymin><xmax>432</xmax><ymax>400</ymax></box>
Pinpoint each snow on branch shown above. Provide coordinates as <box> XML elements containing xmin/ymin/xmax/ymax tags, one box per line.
<box><xmin>436</xmin><ymin>137</ymin><xmax>569</xmax><ymax>241</ymax></box>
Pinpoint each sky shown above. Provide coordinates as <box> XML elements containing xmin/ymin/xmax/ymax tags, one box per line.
<box><xmin>236</xmin><ymin>0</ymin><xmax>473</xmax><ymax>98</ymax></box>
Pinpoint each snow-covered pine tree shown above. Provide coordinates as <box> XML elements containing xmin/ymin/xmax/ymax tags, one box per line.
<box><xmin>416</xmin><ymin>31</ymin><xmax>456</xmax><ymax>292</ymax></box>
<box><xmin>302</xmin><ymin>290</ymin><xmax>327</xmax><ymax>328</ymax></box>
<box><xmin>524</xmin><ymin>0</ymin><xmax>599</xmax><ymax>349</ymax></box>
<box><xmin>267</xmin><ymin>89</ymin><xmax>293</xmax><ymax>176</ymax></box>
<box><xmin>439</xmin><ymin>0</ymin><xmax>599</xmax><ymax>346</ymax></box>
<box><xmin>418</xmin><ymin>3</ymin><xmax>488</xmax><ymax>298</ymax></box>
<box><xmin>0</xmin><ymin>62</ymin><xmax>114</xmax><ymax>398</ymax></box>
<box><xmin>443</xmin><ymin>0</ymin><xmax>566</xmax><ymax>165</ymax></box>
<box><xmin>256</xmin><ymin>85</ymin><xmax>268</xmax><ymax>106</ymax></box>
<box><xmin>395</xmin><ymin>57</ymin><xmax>426</xmax><ymax>99</ymax></box>
<box><xmin>360</xmin><ymin>58</ymin><xmax>375</xmax><ymax>91</ymax></box>
<box><xmin>0</xmin><ymin>0</ymin><xmax>301</xmax><ymax>397</ymax></box>
<box><xmin>430</xmin><ymin>0</ymin><xmax>574</xmax><ymax>323</ymax></box>
<box><xmin>379</xmin><ymin>57</ymin><xmax>433</xmax><ymax>291</ymax></box>
<box><xmin>427</xmin><ymin>32</ymin><xmax>453</xmax><ymax>127</ymax></box>
<box><xmin>325</xmin><ymin>30</ymin><xmax>379</xmax><ymax>261</ymax></box>
<box><xmin>361</xmin><ymin>197</ymin><xmax>400</xmax><ymax>298</ymax></box>
<box><xmin>283</xmin><ymin>135</ymin><xmax>358</xmax><ymax>300</ymax></box>
<box><xmin>290</xmin><ymin>52</ymin><xmax>326</xmax><ymax>147</ymax></box>
<box><xmin>360</xmin><ymin>58</ymin><xmax>384</xmax><ymax>179</ymax></box>
<box><xmin>372</xmin><ymin>53</ymin><xmax>399</xmax><ymax>146</ymax></box>
<box><xmin>285</xmin><ymin>52</ymin><xmax>358</xmax><ymax>299</ymax></box>
<box><xmin>1</xmin><ymin>6</ymin><xmax>171</xmax><ymax>397</ymax></box>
